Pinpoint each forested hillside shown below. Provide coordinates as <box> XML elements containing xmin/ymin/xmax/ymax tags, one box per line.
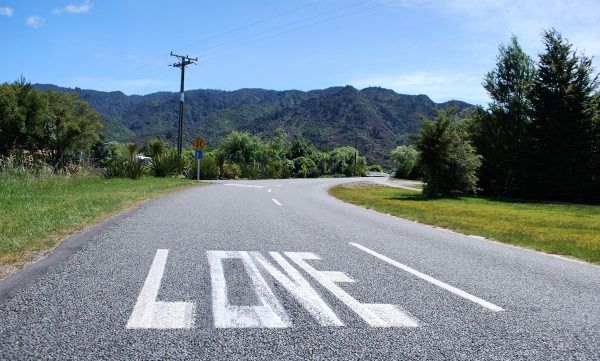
<box><xmin>33</xmin><ymin>84</ymin><xmax>471</xmax><ymax>165</ymax></box>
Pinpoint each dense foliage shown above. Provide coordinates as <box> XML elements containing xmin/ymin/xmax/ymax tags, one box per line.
<box><xmin>93</xmin><ymin>129</ymin><xmax>368</xmax><ymax>180</ymax></box>
<box><xmin>470</xmin><ymin>29</ymin><xmax>599</xmax><ymax>202</ymax></box>
<box><xmin>0</xmin><ymin>79</ymin><xmax>102</xmax><ymax>168</ymax></box>
<box><xmin>390</xmin><ymin>145</ymin><xmax>419</xmax><ymax>179</ymax></box>
<box><xmin>414</xmin><ymin>110</ymin><xmax>482</xmax><ymax>197</ymax></box>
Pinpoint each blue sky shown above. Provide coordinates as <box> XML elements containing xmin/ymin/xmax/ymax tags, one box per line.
<box><xmin>1</xmin><ymin>0</ymin><xmax>598</xmax><ymax>104</ymax></box>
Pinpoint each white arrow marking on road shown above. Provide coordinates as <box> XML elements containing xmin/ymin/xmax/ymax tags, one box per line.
<box><xmin>349</xmin><ymin>242</ymin><xmax>504</xmax><ymax>312</ymax></box>
<box><xmin>126</xmin><ymin>249</ymin><xmax>196</xmax><ymax>329</ymax></box>
<box><xmin>207</xmin><ymin>251</ymin><xmax>291</xmax><ymax>328</ymax></box>
<box><xmin>272</xmin><ymin>198</ymin><xmax>282</xmax><ymax>206</ymax></box>
<box><xmin>251</xmin><ymin>252</ymin><xmax>344</xmax><ymax>326</ymax></box>
<box><xmin>224</xmin><ymin>184</ymin><xmax>264</xmax><ymax>188</ymax></box>
<box><xmin>285</xmin><ymin>252</ymin><xmax>419</xmax><ymax>328</ymax></box>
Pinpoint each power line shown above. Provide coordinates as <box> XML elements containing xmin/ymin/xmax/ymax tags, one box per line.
<box><xmin>173</xmin><ymin>0</ymin><xmax>329</xmax><ymax>54</ymax></box>
<box><xmin>200</xmin><ymin>3</ymin><xmax>382</xmax><ymax>58</ymax></box>
<box><xmin>192</xmin><ymin>0</ymin><xmax>369</xmax><ymax>56</ymax></box>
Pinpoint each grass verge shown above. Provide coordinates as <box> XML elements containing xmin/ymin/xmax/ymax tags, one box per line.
<box><xmin>0</xmin><ymin>173</ymin><xmax>200</xmax><ymax>277</ymax></box>
<box><xmin>330</xmin><ymin>184</ymin><xmax>600</xmax><ymax>264</ymax></box>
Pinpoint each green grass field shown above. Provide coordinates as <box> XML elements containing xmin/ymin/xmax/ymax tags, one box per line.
<box><xmin>0</xmin><ymin>174</ymin><xmax>199</xmax><ymax>274</ymax></box>
<box><xmin>330</xmin><ymin>184</ymin><xmax>600</xmax><ymax>263</ymax></box>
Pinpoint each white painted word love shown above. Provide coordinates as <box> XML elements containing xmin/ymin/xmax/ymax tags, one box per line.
<box><xmin>126</xmin><ymin>249</ymin><xmax>419</xmax><ymax>329</ymax></box>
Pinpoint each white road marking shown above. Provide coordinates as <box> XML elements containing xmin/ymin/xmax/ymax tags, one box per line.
<box><xmin>126</xmin><ymin>249</ymin><xmax>196</xmax><ymax>329</ymax></box>
<box><xmin>252</xmin><ymin>252</ymin><xmax>344</xmax><ymax>326</ymax></box>
<box><xmin>276</xmin><ymin>184</ymin><xmax>281</xmax><ymax>187</ymax></box>
<box><xmin>268</xmin><ymin>189</ymin><xmax>272</xmax><ymax>193</ymax></box>
<box><xmin>272</xmin><ymin>198</ymin><xmax>282</xmax><ymax>206</ymax></box>
<box><xmin>349</xmin><ymin>242</ymin><xmax>504</xmax><ymax>312</ymax></box>
<box><xmin>224</xmin><ymin>183</ymin><xmax>264</xmax><ymax>188</ymax></box>
<box><xmin>207</xmin><ymin>251</ymin><xmax>291</xmax><ymax>328</ymax></box>
<box><xmin>285</xmin><ymin>252</ymin><xmax>419</xmax><ymax>328</ymax></box>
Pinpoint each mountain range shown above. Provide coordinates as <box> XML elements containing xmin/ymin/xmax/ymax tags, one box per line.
<box><xmin>33</xmin><ymin>84</ymin><xmax>472</xmax><ymax>166</ymax></box>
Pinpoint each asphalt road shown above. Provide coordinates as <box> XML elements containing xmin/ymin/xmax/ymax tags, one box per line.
<box><xmin>1</xmin><ymin>178</ymin><xmax>599</xmax><ymax>360</ymax></box>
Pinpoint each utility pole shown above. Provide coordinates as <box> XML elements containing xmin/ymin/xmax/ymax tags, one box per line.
<box><xmin>354</xmin><ymin>135</ymin><xmax>358</xmax><ymax>177</ymax></box>
<box><xmin>170</xmin><ymin>52</ymin><xmax>198</xmax><ymax>157</ymax></box>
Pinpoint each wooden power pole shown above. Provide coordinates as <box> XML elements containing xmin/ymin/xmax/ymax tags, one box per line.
<box><xmin>170</xmin><ymin>52</ymin><xmax>198</xmax><ymax>156</ymax></box>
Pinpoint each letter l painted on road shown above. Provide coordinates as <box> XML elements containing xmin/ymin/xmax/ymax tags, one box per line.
<box><xmin>126</xmin><ymin>249</ymin><xmax>196</xmax><ymax>329</ymax></box>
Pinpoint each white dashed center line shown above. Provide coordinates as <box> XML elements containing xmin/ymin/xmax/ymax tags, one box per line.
<box><xmin>349</xmin><ymin>242</ymin><xmax>504</xmax><ymax>312</ymax></box>
<box><xmin>224</xmin><ymin>184</ymin><xmax>264</xmax><ymax>188</ymax></box>
<box><xmin>272</xmin><ymin>199</ymin><xmax>282</xmax><ymax>206</ymax></box>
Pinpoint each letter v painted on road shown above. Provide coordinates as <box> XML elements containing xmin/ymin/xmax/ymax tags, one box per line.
<box><xmin>251</xmin><ymin>252</ymin><xmax>344</xmax><ymax>326</ymax></box>
<box><xmin>126</xmin><ymin>249</ymin><xmax>196</xmax><ymax>329</ymax></box>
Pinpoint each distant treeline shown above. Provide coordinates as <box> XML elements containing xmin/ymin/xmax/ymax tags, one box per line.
<box><xmin>390</xmin><ymin>29</ymin><xmax>599</xmax><ymax>202</ymax></box>
<box><xmin>95</xmin><ymin>129</ymin><xmax>368</xmax><ymax>180</ymax></box>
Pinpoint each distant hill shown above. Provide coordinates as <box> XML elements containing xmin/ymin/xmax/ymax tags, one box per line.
<box><xmin>33</xmin><ymin>84</ymin><xmax>472</xmax><ymax>166</ymax></box>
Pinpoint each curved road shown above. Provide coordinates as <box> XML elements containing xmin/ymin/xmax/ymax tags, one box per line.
<box><xmin>1</xmin><ymin>178</ymin><xmax>599</xmax><ymax>359</ymax></box>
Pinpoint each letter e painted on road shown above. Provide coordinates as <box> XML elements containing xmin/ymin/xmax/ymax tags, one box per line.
<box><xmin>285</xmin><ymin>252</ymin><xmax>418</xmax><ymax>328</ymax></box>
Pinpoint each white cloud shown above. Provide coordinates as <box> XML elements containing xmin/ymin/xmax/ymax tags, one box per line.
<box><xmin>26</xmin><ymin>16</ymin><xmax>45</xmax><ymax>28</ymax></box>
<box><xmin>0</xmin><ymin>6</ymin><xmax>13</xmax><ymax>16</ymax></box>
<box><xmin>53</xmin><ymin>1</ymin><xmax>93</xmax><ymax>15</ymax></box>
<box><xmin>352</xmin><ymin>71</ymin><xmax>489</xmax><ymax>104</ymax></box>
<box><xmin>380</xmin><ymin>0</ymin><xmax>600</xmax><ymax>57</ymax></box>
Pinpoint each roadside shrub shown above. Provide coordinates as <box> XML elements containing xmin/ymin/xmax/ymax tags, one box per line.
<box><xmin>221</xmin><ymin>163</ymin><xmax>242</xmax><ymax>179</ymax></box>
<box><xmin>147</xmin><ymin>139</ymin><xmax>167</xmax><ymax>158</ymax></box>
<box><xmin>103</xmin><ymin>158</ymin><xmax>127</xmax><ymax>178</ymax></box>
<box><xmin>186</xmin><ymin>151</ymin><xmax>219</xmax><ymax>180</ymax></box>
<box><xmin>126</xmin><ymin>159</ymin><xmax>145</xmax><ymax>180</ymax></box>
<box><xmin>151</xmin><ymin>150</ymin><xmax>187</xmax><ymax>177</ymax></box>
<box><xmin>368</xmin><ymin>164</ymin><xmax>383</xmax><ymax>172</ymax></box>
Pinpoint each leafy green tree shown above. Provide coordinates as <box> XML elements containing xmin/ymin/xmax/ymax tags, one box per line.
<box><xmin>473</xmin><ymin>36</ymin><xmax>535</xmax><ymax>196</ymax></box>
<box><xmin>43</xmin><ymin>90</ymin><xmax>102</xmax><ymax>166</ymax></box>
<box><xmin>215</xmin><ymin>131</ymin><xmax>269</xmax><ymax>179</ymax></box>
<box><xmin>287</xmin><ymin>139</ymin><xmax>315</xmax><ymax>159</ymax></box>
<box><xmin>526</xmin><ymin>29</ymin><xmax>599</xmax><ymax>201</ymax></box>
<box><xmin>390</xmin><ymin>145</ymin><xmax>418</xmax><ymax>179</ymax></box>
<box><xmin>293</xmin><ymin>156</ymin><xmax>319</xmax><ymax>178</ymax></box>
<box><xmin>415</xmin><ymin>110</ymin><xmax>481</xmax><ymax>197</ymax></box>
<box><xmin>0</xmin><ymin>79</ymin><xmax>48</xmax><ymax>155</ymax></box>
<box><xmin>328</xmin><ymin>146</ymin><xmax>367</xmax><ymax>176</ymax></box>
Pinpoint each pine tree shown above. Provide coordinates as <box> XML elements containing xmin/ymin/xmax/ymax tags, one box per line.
<box><xmin>527</xmin><ymin>29</ymin><xmax>599</xmax><ymax>201</ymax></box>
<box><xmin>475</xmin><ymin>36</ymin><xmax>535</xmax><ymax>196</ymax></box>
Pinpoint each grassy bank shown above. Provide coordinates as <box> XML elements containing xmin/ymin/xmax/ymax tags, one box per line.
<box><xmin>0</xmin><ymin>174</ymin><xmax>199</xmax><ymax>275</ymax></box>
<box><xmin>330</xmin><ymin>184</ymin><xmax>600</xmax><ymax>263</ymax></box>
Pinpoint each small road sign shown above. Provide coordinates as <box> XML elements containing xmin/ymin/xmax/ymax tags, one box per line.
<box><xmin>195</xmin><ymin>150</ymin><xmax>203</xmax><ymax>160</ymax></box>
<box><xmin>193</xmin><ymin>138</ymin><xmax>206</xmax><ymax>150</ymax></box>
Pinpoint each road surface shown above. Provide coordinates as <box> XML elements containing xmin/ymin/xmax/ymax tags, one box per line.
<box><xmin>1</xmin><ymin>178</ymin><xmax>599</xmax><ymax>360</ymax></box>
